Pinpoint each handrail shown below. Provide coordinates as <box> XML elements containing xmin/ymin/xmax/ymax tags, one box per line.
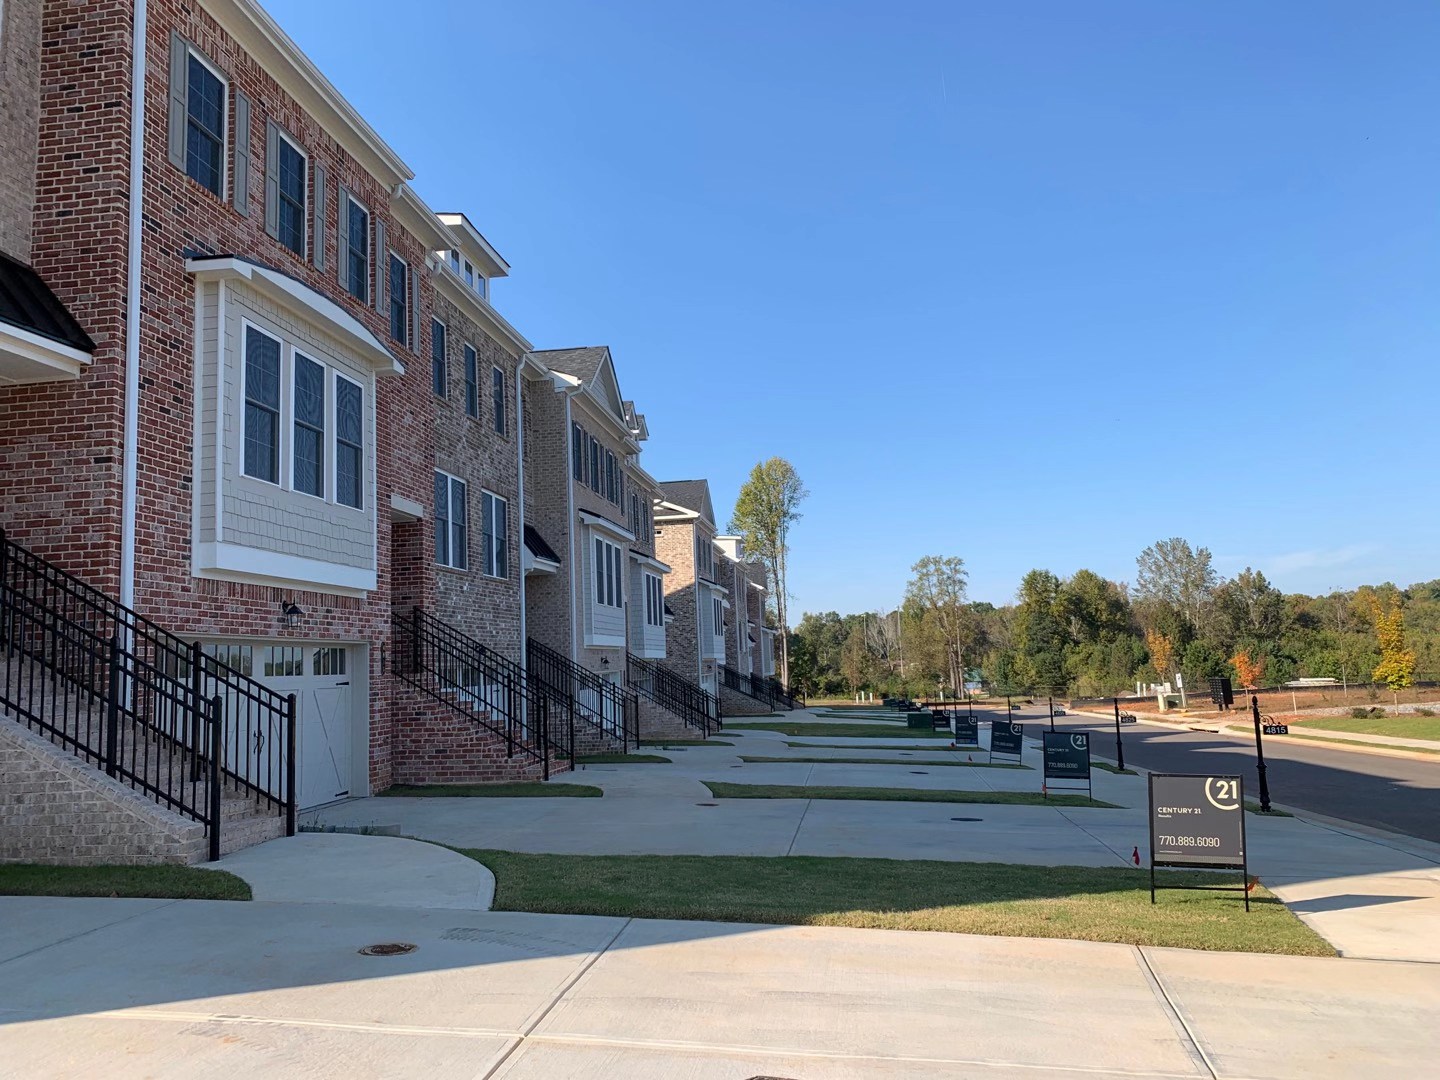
<box><xmin>392</xmin><ymin>608</ymin><xmax>569</xmax><ymax>778</ymax></box>
<box><xmin>526</xmin><ymin>637</ymin><xmax>639</xmax><ymax>750</ymax></box>
<box><xmin>626</xmin><ymin>652</ymin><xmax>719</xmax><ymax>735</ymax></box>
<box><xmin>0</xmin><ymin>530</ymin><xmax>295</xmax><ymax>859</ymax></box>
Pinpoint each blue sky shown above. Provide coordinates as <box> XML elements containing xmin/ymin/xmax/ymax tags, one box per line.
<box><xmin>269</xmin><ymin>0</ymin><xmax>1439</xmax><ymax>615</ymax></box>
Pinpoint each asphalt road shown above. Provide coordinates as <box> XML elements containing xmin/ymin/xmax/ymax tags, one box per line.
<box><xmin>995</xmin><ymin>705</ymin><xmax>1440</xmax><ymax>844</ymax></box>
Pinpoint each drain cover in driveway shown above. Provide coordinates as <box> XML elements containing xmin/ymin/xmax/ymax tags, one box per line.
<box><xmin>910</xmin><ymin>770</ymin><xmax>928</xmax><ymax>775</ymax></box>
<box><xmin>950</xmin><ymin>817</ymin><xmax>983</xmax><ymax>822</ymax></box>
<box><xmin>358</xmin><ymin>942</ymin><xmax>416</xmax><ymax>956</ymax></box>
<box><xmin>696</xmin><ymin>802</ymin><xmax>719</xmax><ymax>807</ymax></box>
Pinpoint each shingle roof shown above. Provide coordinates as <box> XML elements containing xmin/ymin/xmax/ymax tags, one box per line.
<box><xmin>523</xmin><ymin>524</ymin><xmax>561</xmax><ymax>565</ymax></box>
<box><xmin>0</xmin><ymin>251</ymin><xmax>94</xmax><ymax>353</ymax></box>
<box><xmin>529</xmin><ymin>346</ymin><xmax>608</xmax><ymax>384</ymax></box>
<box><xmin>658</xmin><ymin>479</ymin><xmax>710</xmax><ymax>515</ymax></box>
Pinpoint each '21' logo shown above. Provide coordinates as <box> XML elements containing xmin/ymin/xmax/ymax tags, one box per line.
<box><xmin>1204</xmin><ymin>778</ymin><xmax>1240</xmax><ymax>811</ymax></box>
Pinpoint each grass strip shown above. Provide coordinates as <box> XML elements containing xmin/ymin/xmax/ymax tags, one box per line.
<box><xmin>703</xmin><ymin>781</ymin><xmax>1118</xmax><ymax>809</ymax></box>
<box><xmin>785</xmin><ymin>741</ymin><xmax>961</xmax><ymax>751</ymax></box>
<box><xmin>724</xmin><ymin>722</ymin><xmax>960</xmax><ymax>740</ymax></box>
<box><xmin>643</xmin><ymin>739</ymin><xmax>733</xmax><ymax>747</ymax></box>
<box><xmin>459</xmin><ymin>849</ymin><xmax>1332</xmax><ymax>956</ymax></box>
<box><xmin>1091</xmin><ymin>761</ymin><xmax>1137</xmax><ymax>775</ymax></box>
<box><xmin>577</xmin><ymin>753</ymin><xmax>671</xmax><ymax>764</ymax></box>
<box><xmin>1246</xmin><ymin>801</ymin><xmax>1294</xmax><ymax>817</ymax></box>
<box><xmin>1276</xmin><ymin>732</ymin><xmax>1440</xmax><ymax>756</ymax></box>
<box><xmin>740</xmin><ymin>755</ymin><xmax>1026</xmax><ymax>770</ymax></box>
<box><xmin>1295</xmin><ymin>715</ymin><xmax>1440</xmax><ymax>741</ymax></box>
<box><xmin>0</xmin><ymin>864</ymin><xmax>251</xmax><ymax>901</ymax></box>
<box><xmin>380</xmin><ymin>782</ymin><xmax>602</xmax><ymax>798</ymax></box>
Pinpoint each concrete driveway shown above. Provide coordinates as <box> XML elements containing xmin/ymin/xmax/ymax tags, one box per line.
<box><xmin>3</xmin><ymin>893</ymin><xmax>1438</xmax><ymax>1079</ymax></box>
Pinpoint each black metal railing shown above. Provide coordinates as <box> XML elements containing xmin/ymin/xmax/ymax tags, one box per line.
<box><xmin>526</xmin><ymin>637</ymin><xmax>639</xmax><ymax>750</ymax></box>
<box><xmin>0</xmin><ymin>530</ymin><xmax>295</xmax><ymax>860</ymax></box>
<box><xmin>627</xmin><ymin>652</ymin><xmax>719</xmax><ymax>735</ymax></box>
<box><xmin>766</xmin><ymin>675</ymin><xmax>805</xmax><ymax>710</ymax></box>
<box><xmin>392</xmin><ymin>608</ymin><xmax>570</xmax><ymax>778</ymax></box>
<box><xmin>722</xmin><ymin>663</ymin><xmax>775</xmax><ymax>707</ymax></box>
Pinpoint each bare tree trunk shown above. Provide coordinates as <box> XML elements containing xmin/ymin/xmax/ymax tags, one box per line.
<box><xmin>777</xmin><ymin>536</ymin><xmax>790</xmax><ymax>685</ymax></box>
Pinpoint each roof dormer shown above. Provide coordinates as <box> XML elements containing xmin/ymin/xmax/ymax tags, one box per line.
<box><xmin>436</xmin><ymin>212</ymin><xmax>509</xmax><ymax>303</ymax></box>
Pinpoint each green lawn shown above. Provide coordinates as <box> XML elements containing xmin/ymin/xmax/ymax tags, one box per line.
<box><xmin>1297</xmin><ymin>714</ymin><xmax>1440</xmax><ymax>742</ymax></box>
<box><xmin>740</xmin><ymin>755</ymin><xmax>1026</xmax><ymax>770</ymax></box>
<box><xmin>1243</xmin><ymin>730</ymin><xmax>1440</xmax><ymax>756</ymax></box>
<box><xmin>785</xmin><ymin>741</ymin><xmax>963</xmax><ymax>752</ymax></box>
<box><xmin>1247</xmin><ymin>801</ymin><xmax>1294</xmax><ymax>817</ymax></box>
<box><xmin>577</xmin><ymin>753</ymin><xmax>671</xmax><ymax>764</ymax></box>
<box><xmin>643</xmin><ymin>739</ymin><xmax>733</xmax><ymax>748</ymax></box>
<box><xmin>725</xmin><ymin>722</ymin><xmax>960</xmax><ymax>740</ymax></box>
<box><xmin>459</xmin><ymin>849</ymin><xmax>1332</xmax><ymax>956</ymax></box>
<box><xmin>1091</xmin><ymin>761</ymin><xmax>1138</xmax><ymax>775</ymax></box>
<box><xmin>0</xmin><ymin>864</ymin><xmax>251</xmax><ymax>901</ymax></box>
<box><xmin>703</xmin><ymin>782</ymin><xmax>1117</xmax><ymax>809</ymax></box>
<box><xmin>380</xmin><ymin>782</ymin><xmax>603</xmax><ymax>798</ymax></box>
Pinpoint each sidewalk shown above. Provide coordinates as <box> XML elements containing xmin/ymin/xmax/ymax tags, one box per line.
<box><xmin>2</xmin><ymin>895</ymin><xmax>1436</xmax><ymax>1078</ymax></box>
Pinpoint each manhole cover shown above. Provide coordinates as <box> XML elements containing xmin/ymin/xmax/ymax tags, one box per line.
<box><xmin>910</xmin><ymin>770</ymin><xmax>928</xmax><ymax>775</ymax></box>
<box><xmin>950</xmin><ymin>817</ymin><xmax>983</xmax><ymax>822</ymax></box>
<box><xmin>358</xmin><ymin>942</ymin><xmax>417</xmax><ymax>956</ymax></box>
<box><xmin>696</xmin><ymin>802</ymin><xmax>719</xmax><ymax>807</ymax></box>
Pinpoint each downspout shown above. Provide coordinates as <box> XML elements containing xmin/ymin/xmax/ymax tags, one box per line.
<box><xmin>563</xmin><ymin>394</ymin><xmax>577</xmax><ymax>661</ymax></box>
<box><xmin>515</xmin><ymin>361</ymin><xmax>526</xmax><ymax>663</ymax></box>
<box><xmin>119</xmin><ymin>0</ymin><xmax>148</xmax><ymax>612</ymax></box>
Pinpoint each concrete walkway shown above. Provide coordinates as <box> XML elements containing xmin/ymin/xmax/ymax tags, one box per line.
<box><xmin>312</xmin><ymin>725</ymin><xmax>1440</xmax><ymax>962</ymax></box>
<box><xmin>2</xmin><ymin>895</ymin><xmax>1437</xmax><ymax>1078</ymax></box>
<box><xmin>202</xmin><ymin>832</ymin><xmax>495</xmax><ymax>910</ymax></box>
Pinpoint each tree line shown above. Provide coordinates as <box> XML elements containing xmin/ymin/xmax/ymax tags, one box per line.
<box><xmin>788</xmin><ymin>539</ymin><xmax>1438</xmax><ymax>699</ymax></box>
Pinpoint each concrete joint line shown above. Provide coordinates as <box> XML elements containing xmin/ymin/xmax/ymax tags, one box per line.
<box><xmin>1134</xmin><ymin>946</ymin><xmax>1218</xmax><ymax>1080</ymax></box>
<box><xmin>0</xmin><ymin>899</ymin><xmax>182</xmax><ymax>970</ymax></box>
<box><xmin>784</xmin><ymin>764</ymin><xmax>817</xmax><ymax>855</ymax></box>
<box><xmin>480</xmin><ymin>917</ymin><xmax>634</xmax><ymax>1080</ymax></box>
<box><xmin>93</xmin><ymin>1008</ymin><xmax>516</xmax><ymax>1040</ymax></box>
<box><xmin>1057</xmin><ymin>808</ymin><xmax>1135</xmax><ymax>866</ymax></box>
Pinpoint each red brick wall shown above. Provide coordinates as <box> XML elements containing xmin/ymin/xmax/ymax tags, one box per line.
<box><xmin>390</xmin><ymin>684</ymin><xmax>567</xmax><ymax>786</ymax></box>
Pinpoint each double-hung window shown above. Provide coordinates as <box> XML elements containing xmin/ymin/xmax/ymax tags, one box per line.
<box><xmin>572</xmin><ymin>424</ymin><xmax>585</xmax><ymax>481</ymax></box>
<box><xmin>713</xmin><ymin>597</ymin><xmax>725</xmax><ymax>638</ymax></box>
<box><xmin>242</xmin><ymin>326</ymin><xmax>280</xmax><ymax>484</ymax></box>
<box><xmin>593</xmin><ymin>537</ymin><xmax>622</xmax><ymax>608</ymax></box>
<box><xmin>345</xmin><ymin>195</ymin><xmax>369</xmax><ymax>302</ymax></box>
<box><xmin>481</xmin><ymin>491</ymin><xmax>508</xmax><ymax>578</ymax></box>
<box><xmin>604</xmin><ymin>451</ymin><xmax>616</xmax><ymax>503</ymax></box>
<box><xmin>588</xmin><ymin>437</ymin><xmax>601</xmax><ymax>491</ymax></box>
<box><xmin>644</xmin><ymin>573</ymin><xmax>663</xmax><ymax>628</ymax></box>
<box><xmin>431</xmin><ymin>319</ymin><xmax>447</xmax><ymax>398</ymax></box>
<box><xmin>491</xmin><ymin>367</ymin><xmax>506</xmax><ymax>434</ymax></box>
<box><xmin>275</xmin><ymin>132</ymin><xmax>306</xmax><ymax>256</ymax></box>
<box><xmin>292</xmin><ymin>353</ymin><xmax>325</xmax><ymax>498</ymax></box>
<box><xmin>334</xmin><ymin>375</ymin><xmax>364</xmax><ymax>509</ymax></box>
<box><xmin>388</xmin><ymin>255</ymin><xmax>408</xmax><ymax>344</ymax></box>
<box><xmin>464</xmin><ymin>345</ymin><xmax>478</xmax><ymax>417</ymax></box>
<box><xmin>434</xmin><ymin>470</ymin><xmax>467</xmax><ymax>569</ymax></box>
<box><xmin>185</xmin><ymin>52</ymin><xmax>226</xmax><ymax>196</ymax></box>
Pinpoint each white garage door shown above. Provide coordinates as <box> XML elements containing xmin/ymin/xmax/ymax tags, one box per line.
<box><xmin>205</xmin><ymin>642</ymin><xmax>357</xmax><ymax>812</ymax></box>
<box><xmin>257</xmin><ymin>644</ymin><xmax>356</xmax><ymax>810</ymax></box>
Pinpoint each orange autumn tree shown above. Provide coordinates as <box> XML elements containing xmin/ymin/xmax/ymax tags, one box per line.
<box><xmin>1231</xmin><ymin>649</ymin><xmax>1266</xmax><ymax>690</ymax></box>
<box><xmin>1143</xmin><ymin>627</ymin><xmax>1175</xmax><ymax>684</ymax></box>
<box><xmin>1368</xmin><ymin>595</ymin><xmax>1416</xmax><ymax>694</ymax></box>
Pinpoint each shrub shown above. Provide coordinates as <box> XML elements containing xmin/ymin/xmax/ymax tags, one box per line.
<box><xmin>1350</xmin><ymin>707</ymin><xmax>1370</xmax><ymax>719</ymax></box>
<box><xmin>1417</xmin><ymin>708</ymin><xmax>1436</xmax><ymax>717</ymax></box>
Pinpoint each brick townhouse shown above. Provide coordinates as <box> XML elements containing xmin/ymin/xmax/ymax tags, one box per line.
<box><xmin>0</xmin><ymin>0</ymin><xmax>565</xmax><ymax>862</ymax></box>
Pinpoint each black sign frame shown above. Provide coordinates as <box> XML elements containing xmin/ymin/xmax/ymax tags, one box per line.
<box><xmin>1041</xmin><ymin>731</ymin><xmax>1092</xmax><ymax>800</ymax></box>
<box><xmin>1147</xmin><ymin>772</ymin><xmax>1250</xmax><ymax>912</ymax></box>
<box><xmin>952</xmin><ymin>713</ymin><xmax>979</xmax><ymax>746</ymax></box>
<box><xmin>989</xmin><ymin>720</ymin><xmax>1023</xmax><ymax>763</ymax></box>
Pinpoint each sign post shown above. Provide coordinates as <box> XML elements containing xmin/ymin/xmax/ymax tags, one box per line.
<box><xmin>1048</xmin><ymin>695</ymin><xmax>1055</xmax><ymax>732</ymax></box>
<box><xmin>1148</xmin><ymin>772</ymin><xmax>1250</xmax><ymax>911</ymax></box>
<box><xmin>1042</xmin><ymin>731</ymin><xmax>1091</xmax><ymax>800</ymax></box>
<box><xmin>1112</xmin><ymin>697</ymin><xmax>1125</xmax><ymax>773</ymax></box>
<box><xmin>1249</xmin><ymin>696</ymin><xmax>1274</xmax><ymax>812</ymax></box>
<box><xmin>989</xmin><ymin>719</ymin><xmax>1023</xmax><ymax>765</ymax></box>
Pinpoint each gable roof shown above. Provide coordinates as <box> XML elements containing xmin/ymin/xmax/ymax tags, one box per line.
<box><xmin>531</xmin><ymin>346</ymin><xmax>608</xmax><ymax>383</ymax></box>
<box><xmin>658</xmin><ymin>479</ymin><xmax>715</xmax><ymax>526</ymax></box>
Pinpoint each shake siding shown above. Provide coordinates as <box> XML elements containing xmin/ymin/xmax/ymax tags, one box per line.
<box><xmin>196</xmin><ymin>279</ymin><xmax>220</xmax><ymax>546</ymax></box>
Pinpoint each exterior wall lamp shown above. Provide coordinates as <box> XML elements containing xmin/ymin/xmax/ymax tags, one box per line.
<box><xmin>280</xmin><ymin>600</ymin><xmax>304</xmax><ymax>628</ymax></box>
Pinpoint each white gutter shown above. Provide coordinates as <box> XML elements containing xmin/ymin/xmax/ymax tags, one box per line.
<box><xmin>563</xmin><ymin>393</ymin><xmax>578</xmax><ymax>661</ymax></box>
<box><xmin>119</xmin><ymin>0</ymin><xmax>148</xmax><ymax>612</ymax></box>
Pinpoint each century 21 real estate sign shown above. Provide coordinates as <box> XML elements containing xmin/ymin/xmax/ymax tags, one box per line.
<box><xmin>1148</xmin><ymin>773</ymin><xmax>1246</xmax><ymax>869</ymax></box>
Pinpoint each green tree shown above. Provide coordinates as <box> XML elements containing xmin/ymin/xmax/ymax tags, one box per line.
<box><xmin>1212</xmin><ymin>568</ymin><xmax>1287</xmax><ymax>654</ymax></box>
<box><xmin>903</xmin><ymin>556</ymin><xmax>973</xmax><ymax>694</ymax></box>
<box><xmin>840</xmin><ymin>623</ymin><xmax>875</xmax><ymax>693</ymax></box>
<box><xmin>1135</xmin><ymin>538</ymin><xmax>1217</xmax><ymax>636</ymax></box>
<box><xmin>730</xmin><ymin>458</ymin><xmax>808</xmax><ymax>684</ymax></box>
<box><xmin>1014</xmin><ymin>569</ymin><xmax>1067</xmax><ymax>692</ymax></box>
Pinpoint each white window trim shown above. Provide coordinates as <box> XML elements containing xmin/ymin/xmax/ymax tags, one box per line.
<box><xmin>435</xmin><ymin>468</ymin><xmax>468</xmax><ymax>570</ymax></box>
<box><xmin>332</xmin><ymin>369</ymin><xmax>366</xmax><ymax>511</ymax></box>
<box><xmin>343</xmin><ymin>190</ymin><xmax>372</xmax><ymax>303</ymax></box>
<box><xmin>275</xmin><ymin>126</ymin><xmax>308</xmax><ymax>258</ymax></box>
<box><xmin>593</xmin><ymin>534</ymin><xmax>623</xmax><ymax>610</ymax></box>
<box><xmin>240</xmin><ymin>320</ymin><xmax>282</xmax><ymax>489</ymax></box>
<box><xmin>481</xmin><ymin>489</ymin><xmax>508</xmax><ymax>579</ymax></box>
<box><xmin>185</xmin><ymin>44</ymin><xmax>229</xmax><ymax>200</ymax></box>
<box><xmin>290</xmin><ymin>349</ymin><xmax>325</xmax><ymax>502</ymax></box>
